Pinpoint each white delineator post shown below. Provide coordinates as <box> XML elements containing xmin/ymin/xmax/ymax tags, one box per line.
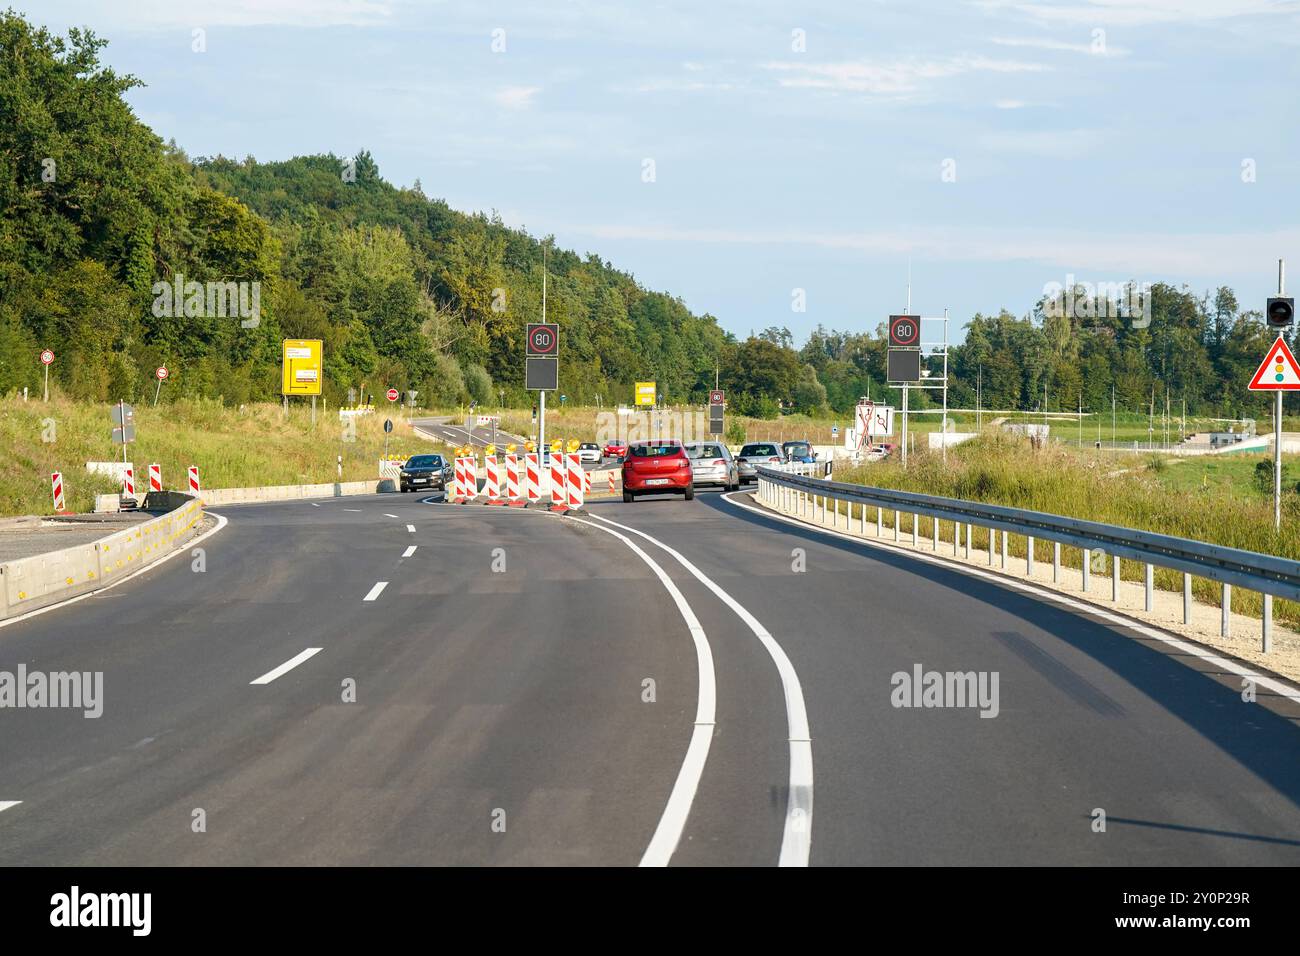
<box><xmin>463</xmin><ymin>457</ymin><xmax>478</xmax><ymax>501</ymax></box>
<box><xmin>51</xmin><ymin>471</ymin><xmax>65</xmax><ymax>512</ymax></box>
<box><xmin>148</xmin><ymin>463</ymin><xmax>162</xmax><ymax>493</ymax></box>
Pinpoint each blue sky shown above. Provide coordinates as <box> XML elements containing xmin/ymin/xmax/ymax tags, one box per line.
<box><xmin>29</xmin><ymin>0</ymin><xmax>1300</xmax><ymax>345</ymax></box>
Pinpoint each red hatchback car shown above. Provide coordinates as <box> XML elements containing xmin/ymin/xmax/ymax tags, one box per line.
<box><xmin>621</xmin><ymin>440</ymin><xmax>694</xmax><ymax>502</ymax></box>
<box><xmin>603</xmin><ymin>439</ymin><xmax>628</xmax><ymax>461</ymax></box>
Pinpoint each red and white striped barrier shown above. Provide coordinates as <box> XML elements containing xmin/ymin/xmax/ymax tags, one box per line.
<box><xmin>148</xmin><ymin>463</ymin><xmax>162</xmax><ymax>493</ymax></box>
<box><xmin>549</xmin><ymin>453</ymin><xmax>567</xmax><ymax>511</ymax></box>
<box><xmin>583</xmin><ymin>467</ymin><xmax>591</xmax><ymax>495</ymax></box>
<box><xmin>461</xmin><ymin>457</ymin><xmax>478</xmax><ymax>502</ymax></box>
<box><xmin>505</xmin><ymin>454</ymin><xmax>525</xmax><ymax>506</ymax></box>
<box><xmin>525</xmin><ymin>453</ymin><xmax>541</xmax><ymax>504</ymax></box>
<box><xmin>608</xmin><ymin>471</ymin><xmax>617</xmax><ymax>495</ymax></box>
<box><xmin>187</xmin><ymin>465</ymin><xmax>201</xmax><ymax>495</ymax></box>
<box><xmin>51</xmin><ymin>471</ymin><xmax>65</xmax><ymax>512</ymax></box>
<box><xmin>122</xmin><ymin>466</ymin><xmax>136</xmax><ymax>499</ymax></box>
<box><xmin>484</xmin><ymin>455</ymin><xmax>503</xmax><ymax>504</ymax></box>
<box><xmin>566</xmin><ymin>453</ymin><xmax>584</xmax><ymax>510</ymax></box>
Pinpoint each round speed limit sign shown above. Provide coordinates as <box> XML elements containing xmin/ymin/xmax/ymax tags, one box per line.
<box><xmin>526</xmin><ymin>323</ymin><xmax>559</xmax><ymax>356</ymax></box>
<box><xmin>156</xmin><ymin>366</ymin><xmax>169</xmax><ymax>381</ymax></box>
<box><xmin>40</xmin><ymin>349</ymin><xmax>54</xmax><ymax>365</ymax></box>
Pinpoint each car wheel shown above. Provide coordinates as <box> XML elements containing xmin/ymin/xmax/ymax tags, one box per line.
<box><xmin>684</xmin><ymin>486</ymin><xmax>694</xmax><ymax>500</ymax></box>
<box><xmin>622</xmin><ymin>491</ymin><xmax>634</xmax><ymax>503</ymax></box>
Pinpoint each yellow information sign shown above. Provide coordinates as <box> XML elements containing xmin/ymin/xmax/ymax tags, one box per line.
<box><xmin>634</xmin><ymin>381</ymin><xmax>656</xmax><ymax>407</ymax></box>
<box><xmin>281</xmin><ymin>339</ymin><xmax>323</xmax><ymax>396</ymax></box>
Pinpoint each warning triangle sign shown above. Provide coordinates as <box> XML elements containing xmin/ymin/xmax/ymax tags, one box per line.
<box><xmin>1249</xmin><ymin>336</ymin><xmax>1300</xmax><ymax>391</ymax></box>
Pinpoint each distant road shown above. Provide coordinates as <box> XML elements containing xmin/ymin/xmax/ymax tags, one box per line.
<box><xmin>411</xmin><ymin>415</ymin><xmax>528</xmax><ymax>450</ymax></box>
<box><xmin>1</xmin><ymin>487</ymin><xmax>1298</xmax><ymax>864</ymax></box>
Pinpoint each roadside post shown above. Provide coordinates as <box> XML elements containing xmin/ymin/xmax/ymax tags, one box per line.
<box><xmin>154</xmin><ymin>365</ymin><xmax>168</xmax><ymax>406</ymax></box>
<box><xmin>40</xmin><ymin>349</ymin><xmax>54</xmax><ymax>402</ymax></box>
<box><xmin>1250</xmin><ymin>264</ymin><xmax>1297</xmax><ymax>533</ymax></box>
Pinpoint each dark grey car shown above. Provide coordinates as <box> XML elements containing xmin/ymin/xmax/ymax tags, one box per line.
<box><xmin>400</xmin><ymin>454</ymin><xmax>451</xmax><ymax>492</ymax></box>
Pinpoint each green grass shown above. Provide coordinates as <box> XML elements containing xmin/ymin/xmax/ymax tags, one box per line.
<box><xmin>835</xmin><ymin>431</ymin><xmax>1300</xmax><ymax>626</ymax></box>
<box><xmin>0</xmin><ymin>396</ymin><xmax>426</xmax><ymax>516</ymax></box>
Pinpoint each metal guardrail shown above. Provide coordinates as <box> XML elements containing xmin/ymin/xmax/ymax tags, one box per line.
<box><xmin>756</xmin><ymin>467</ymin><xmax>1300</xmax><ymax>653</ymax></box>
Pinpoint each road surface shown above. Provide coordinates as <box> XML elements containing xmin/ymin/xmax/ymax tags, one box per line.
<box><xmin>1</xmin><ymin>489</ymin><xmax>1298</xmax><ymax>865</ymax></box>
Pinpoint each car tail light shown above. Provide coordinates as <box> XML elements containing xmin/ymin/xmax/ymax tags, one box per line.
<box><xmin>769</xmin><ymin>456</ymin><xmax>781</xmax><ymax>463</ymax></box>
<box><xmin>712</xmin><ymin>459</ymin><xmax>726</xmax><ymax>466</ymax></box>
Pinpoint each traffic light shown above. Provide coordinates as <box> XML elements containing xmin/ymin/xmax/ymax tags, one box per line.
<box><xmin>1267</xmin><ymin>297</ymin><xmax>1294</xmax><ymax>328</ymax></box>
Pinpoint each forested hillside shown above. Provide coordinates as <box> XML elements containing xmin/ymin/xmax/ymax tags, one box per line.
<box><xmin>0</xmin><ymin>11</ymin><xmax>1290</xmax><ymax>420</ymax></box>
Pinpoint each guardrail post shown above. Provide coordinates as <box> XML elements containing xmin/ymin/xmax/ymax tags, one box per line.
<box><xmin>1221</xmin><ymin>583</ymin><xmax>1231</xmax><ymax>637</ymax></box>
<box><xmin>1263</xmin><ymin>594</ymin><xmax>1273</xmax><ymax>653</ymax></box>
<box><xmin>1112</xmin><ymin>555</ymin><xmax>1121</xmax><ymax>603</ymax></box>
<box><xmin>932</xmin><ymin>518</ymin><xmax>938</xmax><ymax>551</ymax></box>
<box><xmin>1027</xmin><ymin>536</ymin><xmax>1034</xmax><ymax>576</ymax></box>
<box><xmin>1053</xmin><ymin>542</ymin><xmax>1060</xmax><ymax>583</ymax></box>
<box><xmin>877</xmin><ymin>507</ymin><xmax>883</xmax><ymax>537</ymax></box>
<box><xmin>965</xmin><ymin>522</ymin><xmax>971</xmax><ymax>559</ymax></box>
<box><xmin>1001</xmin><ymin>530</ymin><xmax>1007</xmax><ymax>569</ymax></box>
<box><xmin>894</xmin><ymin>511</ymin><xmax>900</xmax><ymax>542</ymax></box>
<box><xmin>1183</xmin><ymin>573</ymin><xmax>1191</xmax><ymax>624</ymax></box>
<box><xmin>1082</xmin><ymin>549</ymin><xmax>1091</xmax><ymax>592</ymax></box>
<box><xmin>861</xmin><ymin>504</ymin><xmax>867</xmax><ymax>536</ymax></box>
<box><xmin>1144</xmin><ymin>563</ymin><xmax>1153</xmax><ymax>612</ymax></box>
<box><xmin>955</xmin><ymin>522</ymin><xmax>961</xmax><ymax>556</ymax></box>
<box><xmin>988</xmin><ymin>529</ymin><xmax>995</xmax><ymax>566</ymax></box>
<box><xmin>912</xmin><ymin>514</ymin><xmax>918</xmax><ymax>548</ymax></box>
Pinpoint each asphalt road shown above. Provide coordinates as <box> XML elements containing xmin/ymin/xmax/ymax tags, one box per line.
<box><xmin>1</xmin><ymin>486</ymin><xmax>1298</xmax><ymax>865</ymax></box>
<box><xmin>412</xmin><ymin>416</ymin><xmax>528</xmax><ymax>450</ymax></box>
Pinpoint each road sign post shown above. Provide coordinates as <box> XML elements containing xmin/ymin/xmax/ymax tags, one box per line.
<box><xmin>40</xmin><ymin>349</ymin><xmax>53</xmax><ymax>402</ymax></box>
<box><xmin>154</xmin><ymin>366</ymin><xmax>168</xmax><ymax>406</ymax></box>
<box><xmin>1247</xmin><ymin>260</ymin><xmax>1297</xmax><ymax>530</ymax></box>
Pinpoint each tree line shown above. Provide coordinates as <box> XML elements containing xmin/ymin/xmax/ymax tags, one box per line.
<box><xmin>0</xmin><ymin>12</ymin><xmax>1290</xmax><ymax>422</ymax></box>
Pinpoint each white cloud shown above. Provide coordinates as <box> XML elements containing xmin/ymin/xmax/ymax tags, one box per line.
<box><xmin>492</xmin><ymin>86</ymin><xmax>541</xmax><ymax>110</ymax></box>
<box><xmin>995</xmin><ymin>99</ymin><xmax>1027</xmax><ymax>108</ymax></box>
<box><xmin>764</xmin><ymin>56</ymin><xmax>1048</xmax><ymax>96</ymax></box>
<box><xmin>991</xmin><ymin>35</ymin><xmax>1128</xmax><ymax>56</ymax></box>
<box><xmin>565</xmin><ymin>222</ymin><xmax>1300</xmax><ymax>276</ymax></box>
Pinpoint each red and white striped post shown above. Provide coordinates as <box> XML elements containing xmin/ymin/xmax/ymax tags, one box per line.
<box><xmin>122</xmin><ymin>466</ymin><xmax>136</xmax><ymax>499</ymax></box>
<box><xmin>525</xmin><ymin>453</ymin><xmax>541</xmax><ymax>504</ymax></box>
<box><xmin>484</xmin><ymin>455</ymin><xmax>503</xmax><ymax>505</ymax></box>
<box><xmin>51</xmin><ymin>471</ymin><xmax>65</xmax><ymax>512</ymax></box>
<box><xmin>505</xmin><ymin>454</ymin><xmax>524</xmax><ymax>506</ymax></box>
<box><xmin>608</xmin><ymin>470</ymin><xmax>617</xmax><ymax>495</ymax></box>
<box><xmin>462</xmin><ymin>456</ymin><xmax>478</xmax><ymax>502</ymax></box>
<box><xmin>549</xmin><ymin>452</ymin><xmax>567</xmax><ymax>512</ymax></box>
<box><xmin>566</xmin><ymin>453</ymin><xmax>584</xmax><ymax>510</ymax></box>
<box><xmin>583</xmin><ymin>467</ymin><xmax>591</xmax><ymax>495</ymax></box>
<box><xmin>187</xmin><ymin>465</ymin><xmax>201</xmax><ymax>495</ymax></box>
<box><xmin>148</xmin><ymin>463</ymin><xmax>162</xmax><ymax>493</ymax></box>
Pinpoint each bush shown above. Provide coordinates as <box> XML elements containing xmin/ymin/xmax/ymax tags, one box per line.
<box><xmin>1255</xmin><ymin>459</ymin><xmax>1274</xmax><ymax>493</ymax></box>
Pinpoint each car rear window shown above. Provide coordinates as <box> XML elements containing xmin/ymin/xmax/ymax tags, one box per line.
<box><xmin>741</xmin><ymin>444</ymin><xmax>779</xmax><ymax>457</ymax></box>
<box><xmin>686</xmin><ymin>444</ymin><xmax>725</xmax><ymax>459</ymax></box>
<box><xmin>630</xmin><ymin>442</ymin><xmax>681</xmax><ymax>457</ymax></box>
<box><xmin>406</xmin><ymin>456</ymin><xmax>443</xmax><ymax>467</ymax></box>
<box><xmin>784</xmin><ymin>442</ymin><xmax>811</xmax><ymax>454</ymax></box>
<box><xmin>581</xmin><ymin>443</ymin><xmax>599</xmax><ymax>449</ymax></box>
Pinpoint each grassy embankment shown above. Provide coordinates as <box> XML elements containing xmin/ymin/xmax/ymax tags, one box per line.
<box><xmin>0</xmin><ymin>396</ymin><xmax>427</xmax><ymax>517</ymax></box>
<box><xmin>834</xmin><ymin>430</ymin><xmax>1300</xmax><ymax>626</ymax></box>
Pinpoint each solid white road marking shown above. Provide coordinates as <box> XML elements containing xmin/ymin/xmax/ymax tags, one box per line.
<box><xmin>310</xmin><ymin>502</ymin><xmax>321</xmax><ymax>508</ymax></box>
<box><xmin>250</xmin><ymin>647</ymin><xmax>322</xmax><ymax>685</ymax></box>
<box><xmin>384</xmin><ymin>513</ymin><xmax>399</xmax><ymax>518</ymax></box>
<box><xmin>0</xmin><ymin>801</ymin><xmax>21</xmax><ymax>813</ymax></box>
<box><xmin>402</xmin><ymin>545</ymin><xmax>417</xmax><ymax>558</ymax></box>
<box><xmin>724</xmin><ymin>490</ymin><xmax>1300</xmax><ymax>704</ymax></box>
<box><xmin>563</xmin><ymin>514</ymin><xmax>717</xmax><ymax>868</ymax></box>
<box><xmin>587</xmin><ymin>512</ymin><xmax>813</xmax><ymax>868</ymax></box>
<box><xmin>363</xmin><ymin>581</ymin><xmax>388</xmax><ymax>602</ymax></box>
<box><xmin>343</xmin><ymin>509</ymin><xmax>362</xmax><ymax>512</ymax></box>
<box><xmin>406</xmin><ymin>524</ymin><xmax>416</xmax><ymax>533</ymax></box>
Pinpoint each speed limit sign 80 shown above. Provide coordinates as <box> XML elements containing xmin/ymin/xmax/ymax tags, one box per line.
<box><xmin>526</xmin><ymin>323</ymin><xmax>559</xmax><ymax>357</ymax></box>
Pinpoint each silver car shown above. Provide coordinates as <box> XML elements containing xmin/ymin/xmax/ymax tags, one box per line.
<box><xmin>736</xmin><ymin>442</ymin><xmax>784</xmax><ymax>483</ymax></box>
<box><xmin>684</xmin><ymin>441</ymin><xmax>740</xmax><ymax>490</ymax></box>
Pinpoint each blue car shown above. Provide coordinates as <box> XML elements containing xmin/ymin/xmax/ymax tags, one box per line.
<box><xmin>782</xmin><ymin>440</ymin><xmax>816</xmax><ymax>464</ymax></box>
